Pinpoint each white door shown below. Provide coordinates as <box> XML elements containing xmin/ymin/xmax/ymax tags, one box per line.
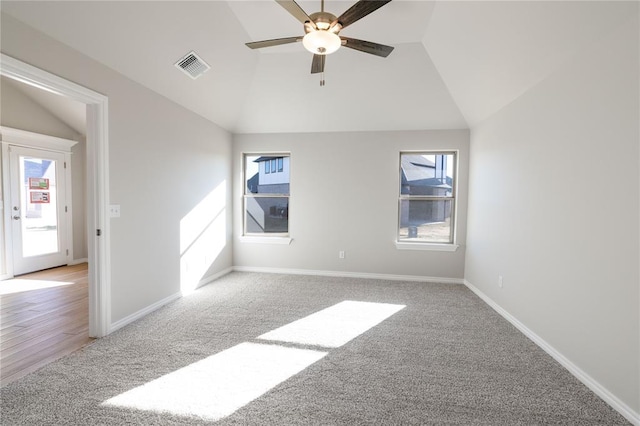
<box><xmin>9</xmin><ymin>146</ymin><xmax>68</xmax><ymax>275</ymax></box>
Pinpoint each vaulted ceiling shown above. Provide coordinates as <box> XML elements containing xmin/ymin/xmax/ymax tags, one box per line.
<box><xmin>1</xmin><ymin>1</ymin><xmax>632</xmax><ymax>134</ymax></box>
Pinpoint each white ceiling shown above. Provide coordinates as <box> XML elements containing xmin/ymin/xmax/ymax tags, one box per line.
<box><xmin>422</xmin><ymin>1</ymin><xmax>635</xmax><ymax>126</ymax></box>
<box><xmin>1</xmin><ymin>1</ymin><xmax>634</xmax><ymax>134</ymax></box>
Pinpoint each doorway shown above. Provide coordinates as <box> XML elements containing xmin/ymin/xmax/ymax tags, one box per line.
<box><xmin>1</xmin><ymin>53</ymin><xmax>110</xmax><ymax>338</ymax></box>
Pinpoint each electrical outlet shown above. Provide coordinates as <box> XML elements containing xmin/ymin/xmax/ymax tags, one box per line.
<box><xmin>339</xmin><ymin>251</ymin><xmax>345</xmax><ymax>259</ymax></box>
<box><xmin>110</xmin><ymin>204</ymin><xmax>121</xmax><ymax>218</ymax></box>
<box><xmin>498</xmin><ymin>275</ymin><xmax>503</xmax><ymax>288</ymax></box>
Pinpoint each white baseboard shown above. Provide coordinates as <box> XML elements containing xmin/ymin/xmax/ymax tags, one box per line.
<box><xmin>109</xmin><ymin>291</ymin><xmax>181</xmax><ymax>334</ymax></box>
<box><xmin>105</xmin><ymin>267</ymin><xmax>458</xmax><ymax>336</ymax></box>
<box><xmin>232</xmin><ymin>266</ymin><xmax>464</xmax><ymax>285</ymax></box>
<box><xmin>195</xmin><ymin>267</ymin><xmax>233</xmax><ymax>290</ymax></box>
<box><xmin>107</xmin><ymin>267</ymin><xmax>233</xmax><ymax>334</ymax></box>
<box><xmin>69</xmin><ymin>258</ymin><xmax>88</xmax><ymax>265</ymax></box>
<box><xmin>464</xmin><ymin>279</ymin><xmax>640</xmax><ymax>426</ymax></box>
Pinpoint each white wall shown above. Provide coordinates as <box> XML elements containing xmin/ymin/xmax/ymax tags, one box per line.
<box><xmin>1</xmin><ymin>77</ymin><xmax>87</xmax><ymax>262</ymax></box>
<box><xmin>0</xmin><ymin>78</ymin><xmax>79</xmax><ymax>141</ymax></box>
<box><xmin>1</xmin><ymin>14</ymin><xmax>234</xmax><ymax>324</ymax></box>
<box><xmin>465</xmin><ymin>11</ymin><xmax>639</xmax><ymax>417</ymax></box>
<box><xmin>233</xmin><ymin>130</ymin><xmax>469</xmax><ymax>280</ymax></box>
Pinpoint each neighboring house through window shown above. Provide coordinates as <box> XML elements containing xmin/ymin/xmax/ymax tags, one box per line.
<box><xmin>244</xmin><ymin>154</ymin><xmax>290</xmax><ymax>236</ymax></box>
<box><xmin>398</xmin><ymin>152</ymin><xmax>456</xmax><ymax>245</ymax></box>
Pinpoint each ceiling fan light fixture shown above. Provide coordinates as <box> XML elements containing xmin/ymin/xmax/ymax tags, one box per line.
<box><xmin>302</xmin><ymin>30</ymin><xmax>341</xmax><ymax>55</ymax></box>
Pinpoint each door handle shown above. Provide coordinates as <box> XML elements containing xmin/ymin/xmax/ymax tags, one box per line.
<box><xmin>13</xmin><ymin>215</ymin><xmax>20</xmax><ymax>220</ymax></box>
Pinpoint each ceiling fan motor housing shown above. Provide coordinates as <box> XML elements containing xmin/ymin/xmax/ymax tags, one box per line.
<box><xmin>305</xmin><ymin>12</ymin><xmax>340</xmax><ymax>33</ymax></box>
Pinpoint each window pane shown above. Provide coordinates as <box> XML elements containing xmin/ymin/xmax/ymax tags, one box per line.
<box><xmin>21</xmin><ymin>157</ymin><xmax>59</xmax><ymax>256</ymax></box>
<box><xmin>245</xmin><ymin>197</ymin><xmax>289</xmax><ymax>234</ymax></box>
<box><xmin>244</xmin><ymin>154</ymin><xmax>291</xmax><ymax>236</ymax></box>
<box><xmin>245</xmin><ymin>156</ymin><xmax>260</xmax><ymax>192</ymax></box>
<box><xmin>400</xmin><ymin>153</ymin><xmax>453</xmax><ymax>196</ymax></box>
<box><xmin>245</xmin><ymin>155</ymin><xmax>290</xmax><ymax>195</ymax></box>
<box><xmin>399</xmin><ymin>199</ymin><xmax>452</xmax><ymax>242</ymax></box>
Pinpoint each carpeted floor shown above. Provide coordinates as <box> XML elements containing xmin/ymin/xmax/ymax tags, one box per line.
<box><xmin>0</xmin><ymin>272</ymin><xmax>630</xmax><ymax>425</ymax></box>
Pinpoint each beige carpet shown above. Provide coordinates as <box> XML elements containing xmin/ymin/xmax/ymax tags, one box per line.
<box><xmin>0</xmin><ymin>272</ymin><xmax>630</xmax><ymax>425</ymax></box>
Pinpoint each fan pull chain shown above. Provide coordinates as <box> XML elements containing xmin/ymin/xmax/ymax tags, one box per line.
<box><xmin>320</xmin><ymin>70</ymin><xmax>325</xmax><ymax>86</ymax></box>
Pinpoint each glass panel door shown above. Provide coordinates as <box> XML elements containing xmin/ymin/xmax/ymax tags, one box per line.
<box><xmin>9</xmin><ymin>146</ymin><xmax>67</xmax><ymax>275</ymax></box>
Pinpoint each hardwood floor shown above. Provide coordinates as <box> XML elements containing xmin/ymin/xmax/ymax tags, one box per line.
<box><xmin>0</xmin><ymin>263</ymin><xmax>92</xmax><ymax>386</ymax></box>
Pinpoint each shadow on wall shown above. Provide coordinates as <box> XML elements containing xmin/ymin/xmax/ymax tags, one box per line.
<box><xmin>179</xmin><ymin>180</ymin><xmax>226</xmax><ymax>295</ymax></box>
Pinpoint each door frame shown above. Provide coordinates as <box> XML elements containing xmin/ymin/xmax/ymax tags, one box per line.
<box><xmin>0</xmin><ymin>53</ymin><xmax>111</xmax><ymax>338</ymax></box>
<box><xmin>2</xmin><ymin>132</ymin><xmax>77</xmax><ymax>276</ymax></box>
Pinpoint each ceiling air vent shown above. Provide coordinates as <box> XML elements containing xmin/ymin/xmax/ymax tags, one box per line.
<box><xmin>175</xmin><ymin>51</ymin><xmax>211</xmax><ymax>79</ymax></box>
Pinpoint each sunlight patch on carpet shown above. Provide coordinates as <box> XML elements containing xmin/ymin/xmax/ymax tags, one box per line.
<box><xmin>258</xmin><ymin>300</ymin><xmax>406</xmax><ymax>348</ymax></box>
<box><xmin>103</xmin><ymin>300</ymin><xmax>404</xmax><ymax>420</ymax></box>
<box><xmin>102</xmin><ymin>342</ymin><xmax>326</xmax><ymax>421</ymax></box>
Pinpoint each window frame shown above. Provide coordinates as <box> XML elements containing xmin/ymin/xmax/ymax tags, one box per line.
<box><xmin>396</xmin><ymin>151</ymin><xmax>458</xmax><ymax>251</ymax></box>
<box><xmin>242</xmin><ymin>153</ymin><xmax>291</xmax><ymax>240</ymax></box>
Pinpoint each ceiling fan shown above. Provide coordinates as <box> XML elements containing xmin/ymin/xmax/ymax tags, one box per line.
<box><xmin>245</xmin><ymin>0</ymin><xmax>394</xmax><ymax>85</ymax></box>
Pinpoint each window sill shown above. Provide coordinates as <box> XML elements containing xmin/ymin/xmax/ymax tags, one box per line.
<box><xmin>239</xmin><ymin>236</ymin><xmax>292</xmax><ymax>245</ymax></box>
<box><xmin>395</xmin><ymin>241</ymin><xmax>459</xmax><ymax>252</ymax></box>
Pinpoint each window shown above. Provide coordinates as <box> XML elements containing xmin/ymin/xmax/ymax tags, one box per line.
<box><xmin>398</xmin><ymin>152</ymin><xmax>456</xmax><ymax>245</ymax></box>
<box><xmin>244</xmin><ymin>154</ymin><xmax>290</xmax><ymax>236</ymax></box>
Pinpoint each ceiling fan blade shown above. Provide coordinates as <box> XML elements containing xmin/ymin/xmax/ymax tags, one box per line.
<box><xmin>275</xmin><ymin>0</ymin><xmax>317</xmax><ymax>28</ymax></box>
<box><xmin>246</xmin><ymin>37</ymin><xmax>301</xmax><ymax>49</ymax></box>
<box><xmin>311</xmin><ymin>54</ymin><xmax>325</xmax><ymax>74</ymax></box>
<box><xmin>340</xmin><ymin>37</ymin><xmax>394</xmax><ymax>57</ymax></box>
<box><xmin>333</xmin><ymin>0</ymin><xmax>392</xmax><ymax>29</ymax></box>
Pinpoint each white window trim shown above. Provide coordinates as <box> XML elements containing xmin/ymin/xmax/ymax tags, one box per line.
<box><xmin>239</xmin><ymin>236</ymin><xmax>292</xmax><ymax>245</ymax></box>
<box><xmin>397</xmin><ymin>150</ymin><xmax>458</xmax><ymax>248</ymax></box>
<box><xmin>395</xmin><ymin>241</ymin><xmax>459</xmax><ymax>252</ymax></box>
<box><xmin>242</xmin><ymin>152</ymin><xmax>291</xmax><ymax>239</ymax></box>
